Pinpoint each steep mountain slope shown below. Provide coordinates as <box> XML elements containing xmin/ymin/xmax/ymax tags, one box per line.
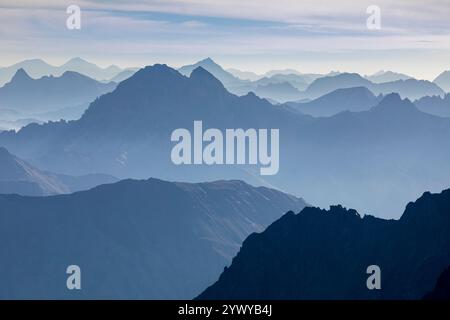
<box><xmin>198</xmin><ymin>189</ymin><xmax>450</xmax><ymax>300</ymax></box>
<box><xmin>0</xmin><ymin>69</ymin><xmax>116</xmax><ymax>114</ymax></box>
<box><xmin>0</xmin><ymin>147</ymin><xmax>117</xmax><ymax>196</ymax></box>
<box><xmin>423</xmin><ymin>266</ymin><xmax>450</xmax><ymax>300</ymax></box>
<box><xmin>286</xmin><ymin>87</ymin><xmax>382</xmax><ymax>117</ymax></box>
<box><xmin>1</xmin><ymin>66</ymin><xmax>450</xmax><ymax>218</ymax></box>
<box><xmin>0</xmin><ymin>178</ymin><xmax>306</xmax><ymax>299</ymax></box>
<box><xmin>434</xmin><ymin>71</ymin><xmax>450</xmax><ymax>92</ymax></box>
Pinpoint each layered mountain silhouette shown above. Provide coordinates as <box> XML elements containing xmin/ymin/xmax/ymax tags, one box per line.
<box><xmin>285</xmin><ymin>87</ymin><xmax>383</xmax><ymax>117</ymax></box>
<box><xmin>414</xmin><ymin>94</ymin><xmax>450</xmax><ymax>118</ymax></box>
<box><xmin>252</xmin><ymin>82</ymin><xmax>303</xmax><ymax>103</ymax></box>
<box><xmin>178</xmin><ymin>58</ymin><xmax>246</xmax><ymax>89</ymax></box>
<box><xmin>1</xmin><ymin>65</ymin><xmax>450</xmax><ymax>217</ymax></box>
<box><xmin>0</xmin><ymin>58</ymin><xmax>124</xmax><ymax>86</ymax></box>
<box><xmin>434</xmin><ymin>71</ymin><xmax>450</xmax><ymax>92</ymax></box>
<box><xmin>179</xmin><ymin>59</ymin><xmax>442</xmax><ymax>102</ymax></box>
<box><xmin>0</xmin><ymin>69</ymin><xmax>116</xmax><ymax>116</ymax></box>
<box><xmin>198</xmin><ymin>189</ymin><xmax>450</xmax><ymax>300</ymax></box>
<box><xmin>0</xmin><ymin>147</ymin><xmax>117</xmax><ymax>196</ymax></box>
<box><xmin>365</xmin><ymin>70</ymin><xmax>412</xmax><ymax>83</ymax></box>
<box><xmin>0</xmin><ymin>178</ymin><xmax>306</xmax><ymax>299</ymax></box>
<box><xmin>302</xmin><ymin>73</ymin><xmax>444</xmax><ymax>100</ymax></box>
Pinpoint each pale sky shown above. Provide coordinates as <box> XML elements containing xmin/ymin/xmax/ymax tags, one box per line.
<box><xmin>0</xmin><ymin>0</ymin><xmax>449</xmax><ymax>79</ymax></box>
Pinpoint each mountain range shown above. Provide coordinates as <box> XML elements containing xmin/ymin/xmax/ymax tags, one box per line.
<box><xmin>414</xmin><ymin>94</ymin><xmax>450</xmax><ymax>118</ymax></box>
<box><xmin>365</xmin><ymin>70</ymin><xmax>412</xmax><ymax>83</ymax></box>
<box><xmin>1</xmin><ymin>65</ymin><xmax>450</xmax><ymax>218</ymax></box>
<box><xmin>302</xmin><ymin>73</ymin><xmax>444</xmax><ymax>101</ymax></box>
<box><xmin>198</xmin><ymin>188</ymin><xmax>450</xmax><ymax>300</ymax></box>
<box><xmin>0</xmin><ymin>146</ymin><xmax>117</xmax><ymax>196</ymax></box>
<box><xmin>180</xmin><ymin>59</ymin><xmax>445</xmax><ymax>102</ymax></box>
<box><xmin>0</xmin><ymin>58</ymin><xmax>128</xmax><ymax>86</ymax></box>
<box><xmin>285</xmin><ymin>87</ymin><xmax>383</xmax><ymax>117</ymax></box>
<box><xmin>0</xmin><ymin>69</ymin><xmax>116</xmax><ymax>127</ymax></box>
<box><xmin>0</xmin><ymin>178</ymin><xmax>306</xmax><ymax>299</ymax></box>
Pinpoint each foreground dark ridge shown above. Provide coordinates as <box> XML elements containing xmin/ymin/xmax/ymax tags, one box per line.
<box><xmin>198</xmin><ymin>189</ymin><xmax>450</xmax><ymax>300</ymax></box>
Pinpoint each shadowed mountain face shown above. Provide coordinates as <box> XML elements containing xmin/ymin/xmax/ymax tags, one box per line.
<box><xmin>1</xmin><ymin>65</ymin><xmax>450</xmax><ymax>218</ymax></box>
<box><xmin>0</xmin><ymin>69</ymin><xmax>116</xmax><ymax>115</ymax></box>
<box><xmin>0</xmin><ymin>147</ymin><xmax>117</xmax><ymax>196</ymax></box>
<box><xmin>198</xmin><ymin>189</ymin><xmax>450</xmax><ymax>300</ymax></box>
<box><xmin>285</xmin><ymin>87</ymin><xmax>382</xmax><ymax>117</ymax></box>
<box><xmin>0</xmin><ymin>178</ymin><xmax>306</xmax><ymax>299</ymax></box>
<box><xmin>423</xmin><ymin>266</ymin><xmax>450</xmax><ymax>300</ymax></box>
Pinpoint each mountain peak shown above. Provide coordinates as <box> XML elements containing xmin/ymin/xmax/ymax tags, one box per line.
<box><xmin>11</xmin><ymin>68</ymin><xmax>32</xmax><ymax>82</ymax></box>
<box><xmin>190</xmin><ymin>67</ymin><xmax>226</xmax><ymax>91</ymax></box>
<box><xmin>64</xmin><ymin>57</ymin><xmax>90</xmax><ymax>65</ymax></box>
<box><xmin>372</xmin><ymin>93</ymin><xmax>418</xmax><ymax>113</ymax></box>
<box><xmin>199</xmin><ymin>57</ymin><xmax>216</xmax><ymax>65</ymax></box>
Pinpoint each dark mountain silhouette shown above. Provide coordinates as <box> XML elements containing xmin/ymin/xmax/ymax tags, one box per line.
<box><xmin>434</xmin><ymin>71</ymin><xmax>450</xmax><ymax>92</ymax></box>
<box><xmin>303</xmin><ymin>73</ymin><xmax>444</xmax><ymax>100</ymax></box>
<box><xmin>365</xmin><ymin>70</ymin><xmax>412</xmax><ymax>83</ymax></box>
<box><xmin>1</xmin><ymin>66</ymin><xmax>450</xmax><ymax>218</ymax></box>
<box><xmin>0</xmin><ymin>69</ymin><xmax>116</xmax><ymax>114</ymax></box>
<box><xmin>0</xmin><ymin>147</ymin><xmax>117</xmax><ymax>196</ymax></box>
<box><xmin>414</xmin><ymin>94</ymin><xmax>450</xmax><ymax>118</ymax></box>
<box><xmin>0</xmin><ymin>178</ymin><xmax>306</xmax><ymax>299</ymax></box>
<box><xmin>0</xmin><ymin>57</ymin><xmax>124</xmax><ymax>86</ymax></box>
<box><xmin>285</xmin><ymin>87</ymin><xmax>382</xmax><ymax>117</ymax></box>
<box><xmin>198</xmin><ymin>188</ymin><xmax>450</xmax><ymax>300</ymax></box>
<box><xmin>423</xmin><ymin>266</ymin><xmax>450</xmax><ymax>300</ymax></box>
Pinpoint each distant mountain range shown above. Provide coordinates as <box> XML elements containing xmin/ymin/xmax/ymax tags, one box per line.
<box><xmin>414</xmin><ymin>94</ymin><xmax>450</xmax><ymax>118</ymax></box>
<box><xmin>285</xmin><ymin>87</ymin><xmax>383</xmax><ymax>117</ymax></box>
<box><xmin>302</xmin><ymin>72</ymin><xmax>444</xmax><ymax>101</ymax></box>
<box><xmin>1</xmin><ymin>65</ymin><xmax>450</xmax><ymax>217</ymax></box>
<box><xmin>0</xmin><ymin>69</ymin><xmax>116</xmax><ymax>127</ymax></box>
<box><xmin>365</xmin><ymin>70</ymin><xmax>412</xmax><ymax>83</ymax></box>
<box><xmin>0</xmin><ymin>147</ymin><xmax>117</xmax><ymax>196</ymax></box>
<box><xmin>0</xmin><ymin>178</ymin><xmax>306</xmax><ymax>299</ymax></box>
<box><xmin>198</xmin><ymin>188</ymin><xmax>450</xmax><ymax>300</ymax></box>
<box><xmin>180</xmin><ymin>59</ymin><xmax>445</xmax><ymax>102</ymax></box>
<box><xmin>0</xmin><ymin>58</ymin><xmax>129</xmax><ymax>86</ymax></box>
